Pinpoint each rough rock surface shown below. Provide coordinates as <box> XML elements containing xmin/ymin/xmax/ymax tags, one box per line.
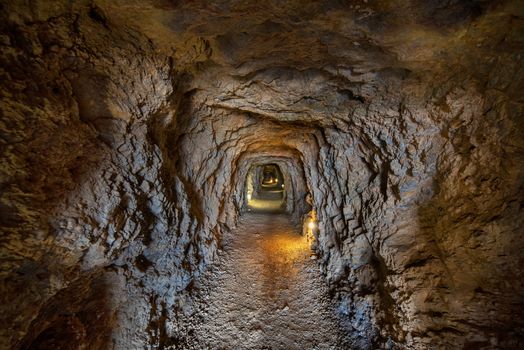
<box><xmin>1</xmin><ymin>0</ymin><xmax>523</xmax><ymax>349</ymax></box>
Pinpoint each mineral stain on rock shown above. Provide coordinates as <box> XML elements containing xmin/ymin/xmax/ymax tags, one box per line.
<box><xmin>0</xmin><ymin>1</ymin><xmax>523</xmax><ymax>349</ymax></box>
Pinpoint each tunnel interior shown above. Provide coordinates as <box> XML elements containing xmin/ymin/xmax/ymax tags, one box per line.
<box><xmin>246</xmin><ymin>163</ymin><xmax>287</xmax><ymax>213</ymax></box>
<box><xmin>1</xmin><ymin>1</ymin><xmax>524</xmax><ymax>349</ymax></box>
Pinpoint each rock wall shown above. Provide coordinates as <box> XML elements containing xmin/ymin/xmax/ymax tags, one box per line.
<box><xmin>0</xmin><ymin>4</ymin><xmax>214</xmax><ymax>348</ymax></box>
<box><xmin>1</xmin><ymin>1</ymin><xmax>523</xmax><ymax>349</ymax></box>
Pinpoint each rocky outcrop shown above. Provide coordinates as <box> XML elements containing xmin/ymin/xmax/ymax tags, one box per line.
<box><xmin>1</xmin><ymin>1</ymin><xmax>523</xmax><ymax>349</ymax></box>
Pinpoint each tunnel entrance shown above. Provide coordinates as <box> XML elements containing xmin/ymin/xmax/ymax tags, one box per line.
<box><xmin>246</xmin><ymin>163</ymin><xmax>286</xmax><ymax>213</ymax></box>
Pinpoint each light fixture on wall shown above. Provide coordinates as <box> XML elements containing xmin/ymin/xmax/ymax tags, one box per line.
<box><xmin>304</xmin><ymin>214</ymin><xmax>317</xmax><ymax>243</ymax></box>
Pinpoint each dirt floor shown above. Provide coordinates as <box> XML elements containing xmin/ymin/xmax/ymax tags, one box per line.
<box><xmin>247</xmin><ymin>189</ymin><xmax>286</xmax><ymax>212</ymax></box>
<box><xmin>186</xmin><ymin>212</ymin><xmax>348</xmax><ymax>349</ymax></box>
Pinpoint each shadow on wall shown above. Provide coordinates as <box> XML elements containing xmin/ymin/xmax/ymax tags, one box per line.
<box><xmin>415</xmin><ymin>166</ymin><xmax>524</xmax><ymax>348</ymax></box>
<box><xmin>0</xmin><ymin>46</ymin><xmax>120</xmax><ymax>348</ymax></box>
<box><xmin>17</xmin><ymin>271</ymin><xmax>122</xmax><ymax>350</ymax></box>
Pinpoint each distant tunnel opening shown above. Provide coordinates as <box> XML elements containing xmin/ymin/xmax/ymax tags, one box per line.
<box><xmin>246</xmin><ymin>163</ymin><xmax>286</xmax><ymax>213</ymax></box>
<box><xmin>234</xmin><ymin>153</ymin><xmax>311</xmax><ymax>226</ymax></box>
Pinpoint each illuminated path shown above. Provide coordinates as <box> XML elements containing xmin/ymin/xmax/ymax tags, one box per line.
<box><xmin>187</xmin><ymin>213</ymin><xmax>347</xmax><ymax>349</ymax></box>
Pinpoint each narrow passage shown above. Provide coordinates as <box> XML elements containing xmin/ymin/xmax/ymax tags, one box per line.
<box><xmin>189</xmin><ymin>213</ymin><xmax>347</xmax><ymax>349</ymax></box>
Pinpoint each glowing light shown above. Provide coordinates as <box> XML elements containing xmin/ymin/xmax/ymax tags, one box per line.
<box><xmin>247</xmin><ymin>193</ymin><xmax>252</xmax><ymax>200</ymax></box>
<box><xmin>275</xmin><ymin>178</ymin><xmax>278</xmax><ymax>183</ymax></box>
<box><xmin>282</xmin><ymin>184</ymin><xmax>285</xmax><ymax>188</ymax></box>
<box><xmin>261</xmin><ymin>233</ymin><xmax>310</xmax><ymax>261</ymax></box>
<box><xmin>308</xmin><ymin>221</ymin><xmax>316</xmax><ymax>230</ymax></box>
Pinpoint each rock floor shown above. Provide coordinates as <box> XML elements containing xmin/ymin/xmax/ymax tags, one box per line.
<box><xmin>187</xmin><ymin>212</ymin><xmax>348</xmax><ymax>349</ymax></box>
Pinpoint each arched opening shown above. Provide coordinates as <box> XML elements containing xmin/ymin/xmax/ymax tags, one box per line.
<box><xmin>245</xmin><ymin>163</ymin><xmax>286</xmax><ymax>213</ymax></box>
<box><xmin>232</xmin><ymin>151</ymin><xmax>312</xmax><ymax>226</ymax></box>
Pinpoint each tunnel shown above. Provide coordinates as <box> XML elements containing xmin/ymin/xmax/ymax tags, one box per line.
<box><xmin>246</xmin><ymin>163</ymin><xmax>289</xmax><ymax>213</ymax></box>
<box><xmin>1</xmin><ymin>1</ymin><xmax>524</xmax><ymax>349</ymax></box>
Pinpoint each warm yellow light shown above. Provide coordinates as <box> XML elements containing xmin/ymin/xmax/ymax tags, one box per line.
<box><xmin>308</xmin><ymin>221</ymin><xmax>315</xmax><ymax>230</ymax></box>
<box><xmin>275</xmin><ymin>178</ymin><xmax>278</xmax><ymax>183</ymax></box>
<box><xmin>282</xmin><ymin>184</ymin><xmax>285</xmax><ymax>188</ymax></box>
<box><xmin>261</xmin><ymin>232</ymin><xmax>310</xmax><ymax>262</ymax></box>
<box><xmin>247</xmin><ymin>193</ymin><xmax>252</xmax><ymax>200</ymax></box>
